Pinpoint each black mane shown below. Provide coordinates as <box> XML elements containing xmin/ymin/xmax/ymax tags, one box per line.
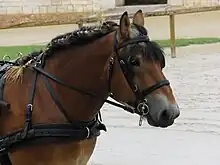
<box><xmin>14</xmin><ymin>21</ymin><xmax>118</xmax><ymax>65</ymax></box>
<box><xmin>19</xmin><ymin>21</ymin><xmax>165</xmax><ymax>68</ymax></box>
<box><xmin>45</xmin><ymin>22</ymin><xmax>118</xmax><ymax>55</ymax></box>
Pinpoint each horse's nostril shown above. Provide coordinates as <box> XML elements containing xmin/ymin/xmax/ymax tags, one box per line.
<box><xmin>160</xmin><ymin>110</ymin><xmax>173</xmax><ymax>121</ymax></box>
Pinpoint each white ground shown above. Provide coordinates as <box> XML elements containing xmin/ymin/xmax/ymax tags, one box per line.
<box><xmin>89</xmin><ymin>52</ymin><xmax>220</xmax><ymax>165</ymax></box>
<box><xmin>1</xmin><ymin>10</ymin><xmax>220</xmax><ymax>165</ymax></box>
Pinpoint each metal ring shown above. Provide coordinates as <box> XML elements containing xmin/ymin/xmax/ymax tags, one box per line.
<box><xmin>120</xmin><ymin>60</ymin><xmax>125</xmax><ymax>65</ymax></box>
<box><xmin>133</xmin><ymin>85</ymin><xmax>138</xmax><ymax>92</ymax></box>
<box><xmin>143</xmin><ymin>104</ymin><xmax>149</xmax><ymax>115</ymax></box>
<box><xmin>137</xmin><ymin>102</ymin><xmax>149</xmax><ymax>115</ymax></box>
<box><xmin>34</xmin><ymin>60</ymin><xmax>42</xmax><ymax>67</ymax></box>
<box><xmin>85</xmin><ymin>127</ymin><xmax>90</xmax><ymax>139</ymax></box>
<box><xmin>0</xmin><ymin>147</ymin><xmax>6</xmax><ymax>152</ymax></box>
<box><xmin>17</xmin><ymin>52</ymin><xmax>23</xmax><ymax>58</ymax></box>
<box><xmin>3</xmin><ymin>55</ymin><xmax>10</xmax><ymax>61</ymax></box>
<box><xmin>27</xmin><ymin>104</ymin><xmax>33</xmax><ymax>111</ymax></box>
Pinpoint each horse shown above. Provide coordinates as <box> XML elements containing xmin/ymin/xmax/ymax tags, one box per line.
<box><xmin>0</xmin><ymin>10</ymin><xmax>180</xmax><ymax>165</ymax></box>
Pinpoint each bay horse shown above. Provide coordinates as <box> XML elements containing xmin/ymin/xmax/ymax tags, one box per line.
<box><xmin>0</xmin><ymin>10</ymin><xmax>180</xmax><ymax>165</ymax></box>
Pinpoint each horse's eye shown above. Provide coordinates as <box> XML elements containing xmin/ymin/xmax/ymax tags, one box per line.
<box><xmin>128</xmin><ymin>56</ymin><xmax>140</xmax><ymax>66</ymax></box>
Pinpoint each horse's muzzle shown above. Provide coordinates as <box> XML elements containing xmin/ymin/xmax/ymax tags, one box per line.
<box><xmin>144</xmin><ymin>94</ymin><xmax>180</xmax><ymax>128</ymax></box>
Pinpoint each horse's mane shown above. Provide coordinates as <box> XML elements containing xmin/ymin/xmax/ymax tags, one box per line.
<box><xmin>4</xmin><ymin>21</ymin><xmax>165</xmax><ymax>83</ymax></box>
<box><xmin>3</xmin><ymin>21</ymin><xmax>119</xmax><ymax>83</ymax></box>
<box><xmin>44</xmin><ymin>21</ymin><xmax>119</xmax><ymax>57</ymax></box>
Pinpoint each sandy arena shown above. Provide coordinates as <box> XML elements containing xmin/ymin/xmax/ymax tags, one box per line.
<box><xmin>89</xmin><ymin>52</ymin><xmax>220</xmax><ymax>165</ymax></box>
<box><xmin>1</xmin><ymin>10</ymin><xmax>220</xmax><ymax>165</ymax></box>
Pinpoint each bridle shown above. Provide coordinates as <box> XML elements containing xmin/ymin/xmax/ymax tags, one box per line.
<box><xmin>107</xmin><ymin>31</ymin><xmax>170</xmax><ymax>125</ymax></box>
<box><xmin>0</xmin><ymin>29</ymin><xmax>170</xmax><ymax>165</ymax></box>
<box><xmin>31</xmin><ymin>30</ymin><xmax>170</xmax><ymax>125</ymax></box>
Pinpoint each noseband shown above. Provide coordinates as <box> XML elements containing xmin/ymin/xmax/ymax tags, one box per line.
<box><xmin>108</xmin><ymin>32</ymin><xmax>170</xmax><ymax>125</ymax></box>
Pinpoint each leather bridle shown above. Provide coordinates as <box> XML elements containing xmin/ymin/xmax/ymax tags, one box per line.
<box><xmin>107</xmin><ymin>31</ymin><xmax>170</xmax><ymax>125</ymax></box>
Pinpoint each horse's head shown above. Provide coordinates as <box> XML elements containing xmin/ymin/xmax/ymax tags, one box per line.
<box><xmin>110</xmin><ymin>10</ymin><xmax>180</xmax><ymax>128</ymax></box>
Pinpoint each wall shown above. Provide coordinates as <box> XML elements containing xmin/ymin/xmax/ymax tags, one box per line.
<box><xmin>99</xmin><ymin>0</ymin><xmax>115</xmax><ymax>10</ymax></box>
<box><xmin>1</xmin><ymin>0</ymin><xmax>220</xmax><ymax>15</ymax></box>
<box><xmin>183</xmin><ymin>0</ymin><xmax>220</xmax><ymax>6</ymax></box>
<box><xmin>168</xmin><ymin>0</ymin><xmax>182</xmax><ymax>5</ymax></box>
<box><xmin>115</xmin><ymin>0</ymin><xmax>125</xmax><ymax>6</ymax></box>
<box><xmin>0</xmin><ymin>0</ymin><xmax>102</xmax><ymax>14</ymax></box>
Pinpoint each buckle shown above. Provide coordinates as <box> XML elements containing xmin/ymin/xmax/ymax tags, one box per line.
<box><xmin>85</xmin><ymin>127</ymin><xmax>90</xmax><ymax>139</ymax></box>
<box><xmin>0</xmin><ymin>139</ymin><xmax>5</xmax><ymax>153</ymax></box>
<box><xmin>0</xmin><ymin>147</ymin><xmax>6</xmax><ymax>153</ymax></box>
<box><xmin>0</xmin><ymin>144</ymin><xmax>7</xmax><ymax>155</ymax></box>
<box><xmin>137</xmin><ymin>99</ymin><xmax>149</xmax><ymax>126</ymax></box>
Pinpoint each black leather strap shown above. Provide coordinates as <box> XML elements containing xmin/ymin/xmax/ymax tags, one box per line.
<box><xmin>0</xmin><ymin>154</ymin><xmax>12</xmax><ymax>165</ymax></box>
<box><xmin>142</xmin><ymin>79</ymin><xmax>170</xmax><ymax>96</ymax></box>
<box><xmin>118</xmin><ymin>36</ymin><xmax>149</xmax><ymax>49</ymax></box>
<box><xmin>32</xmin><ymin>65</ymin><xmax>135</xmax><ymax>113</ymax></box>
<box><xmin>33</xmin><ymin>66</ymin><xmax>97</xmax><ymax>97</ymax></box>
<box><xmin>0</xmin><ymin>122</ymin><xmax>104</xmax><ymax>156</ymax></box>
<box><xmin>41</xmin><ymin>74</ymin><xmax>73</xmax><ymax>123</ymax></box>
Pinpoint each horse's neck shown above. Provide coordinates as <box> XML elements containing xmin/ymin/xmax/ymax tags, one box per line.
<box><xmin>43</xmin><ymin>33</ymin><xmax>114</xmax><ymax>121</ymax></box>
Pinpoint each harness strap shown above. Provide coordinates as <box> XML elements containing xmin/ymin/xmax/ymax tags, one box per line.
<box><xmin>32</xmin><ymin>66</ymin><xmax>135</xmax><ymax>113</ymax></box>
<box><xmin>33</xmin><ymin>66</ymin><xmax>97</xmax><ymax>97</ymax></box>
<box><xmin>107</xmin><ymin>56</ymin><xmax>115</xmax><ymax>93</ymax></box>
<box><xmin>117</xmin><ymin>36</ymin><xmax>149</xmax><ymax>49</ymax></box>
<box><xmin>0</xmin><ymin>154</ymin><xmax>12</xmax><ymax>165</ymax></box>
<box><xmin>0</xmin><ymin>122</ymin><xmax>104</xmax><ymax>156</ymax></box>
<box><xmin>22</xmin><ymin>70</ymin><xmax>38</xmax><ymax>139</ymax></box>
<box><xmin>41</xmin><ymin>74</ymin><xmax>73</xmax><ymax>123</ymax></box>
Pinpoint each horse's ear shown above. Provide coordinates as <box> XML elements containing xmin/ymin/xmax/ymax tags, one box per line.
<box><xmin>133</xmin><ymin>10</ymin><xmax>144</xmax><ymax>27</ymax></box>
<box><xmin>119</xmin><ymin>11</ymin><xmax>130</xmax><ymax>39</ymax></box>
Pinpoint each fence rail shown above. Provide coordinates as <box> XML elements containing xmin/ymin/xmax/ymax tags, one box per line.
<box><xmin>78</xmin><ymin>4</ymin><xmax>220</xmax><ymax>58</ymax></box>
